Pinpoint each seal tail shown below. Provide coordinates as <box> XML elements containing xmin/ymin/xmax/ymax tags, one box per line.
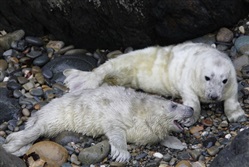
<box><xmin>63</xmin><ymin>62</ymin><xmax>113</xmax><ymax>93</ymax></box>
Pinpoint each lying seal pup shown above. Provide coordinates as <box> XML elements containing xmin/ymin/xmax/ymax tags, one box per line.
<box><xmin>2</xmin><ymin>86</ymin><xmax>193</xmax><ymax>162</ymax></box>
<box><xmin>63</xmin><ymin>42</ymin><xmax>246</xmax><ymax>126</ymax></box>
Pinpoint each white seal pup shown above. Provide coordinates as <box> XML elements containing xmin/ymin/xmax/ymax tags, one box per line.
<box><xmin>2</xmin><ymin>86</ymin><xmax>193</xmax><ymax>162</ymax></box>
<box><xmin>63</xmin><ymin>42</ymin><xmax>246</xmax><ymax>126</ymax></box>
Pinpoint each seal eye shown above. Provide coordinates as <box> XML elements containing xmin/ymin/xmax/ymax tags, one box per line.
<box><xmin>205</xmin><ymin>76</ymin><xmax>210</xmax><ymax>81</ymax></box>
<box><xmin>171</xmin><ymin>103</ymin><xmax>177</xmax><ymax>110</ymax></box>
<box><xmin>223</xmin><ymin>79</ymin><xmax>228</xmax><ymax>84</ymax></box>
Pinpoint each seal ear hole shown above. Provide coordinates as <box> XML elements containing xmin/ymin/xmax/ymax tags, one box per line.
<box><xmin>205</xmin><ymin>76</ymin><xmax>210</xmax><ymax>81</ymax></box>
<box><xmin>222</xmin><ymin>79</ymin><xmax>228</xmax><ymax>84</ymax></box>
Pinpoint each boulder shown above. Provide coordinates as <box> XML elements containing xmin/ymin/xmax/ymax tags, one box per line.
<box><xmin>210</xmin><ymin>129</ymin><xmax>249</xmax><ymax>167</ymax></box>
<box><xmin>0</xmin><ymin>0</ymin><xmax>248</xmax><ymax>50</ymax></box>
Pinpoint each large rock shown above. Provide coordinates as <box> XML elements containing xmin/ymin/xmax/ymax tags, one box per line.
<box><xmin>0</xmin><ymin>145</ymin><xmax>26</xmax><ymax>167</ymax></box>
<box><xmin>0</xmin><ymin>0</ymin><xmax>248</xmax><ymax>50</ymax></box>
<box><xmin>210</xmin><ymin>129</ymin><xmax>249</xmax><ymax>167</ymax></box>
<box><xmin>0</xmin><ymin>88</ymin><xmax>20</xmax><ymax>124</ymax></box>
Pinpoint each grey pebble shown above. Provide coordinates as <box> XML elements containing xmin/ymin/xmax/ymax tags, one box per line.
<box><xmin>30</xmin><ymin>87</ymin><xmax>43</xmax><ymax>97</ymax></box>
<box><xmin>78</xmin><ymin>140</ymin><xmax>110</xmax><ymax>165</ymax></box>
<box><xmin>42</xmin><ymin>68</ymin><xmax>53</xmax><ymax>79</ymax></box>
<box><xmin>17</xmin><ymin>76</ymin><xmax>28</xmax><ymax>84</ymax></box>
<box><xmin>0</xmin><ymin>71</ymin><xmax>6</xmax><ymax>82</ymax></box>
<box><xmin>26</xmin><ymin>49</ymin><xmax>42</xmax><ymax>59</ymax></box>
<box><xmin>22</xmin><ymin>81</ymin><xmax>35</xmax><ymax>91</ymax></box>
<box><xmin>33</xmin><ymin>53</ymin><xmax>50</xmax><ymax>66</ymax></box>
<box><xmin>25</xmin><ymin>36</ymin><xmax>44</xmax><ymax>46</ymax></box>
<box><xmin>235</xmin><ymin>35</ymin><xmax>249</xmax><ymax>55</ymax></box>
<box><xmin>52</xmin><ymin>131</ymin><xmax>81</xmax><ymax>146</ymax></box>
<box><xmin>13</xmin><ymin>89</ymin><xmax>23</xmax><ymax>98</ymax></box>
<box><xmin>207</xmin><ymin>146</ymin><xmax>220</xmax><ymax>156</ymax></box>
<box><xmin>3</xmin><ymin>49</ymin><xmax>19</xmax><ymax>57</ymax></box>
<box><xmin>177</xmin><ymin>151</ymin><xmax>192</xmax><ymax>160</ymax></box>
<box><xmin>135</xmin><ymin>152</ymin><xmax>148</xmax><ymax>160</ymax></box>
<box><xmin>7</xmin><ymin>81</ymin><xmax>22</xmax><ymax>90</ymax></box>
<box><xmin>11</xmin><ymin>39</ymin><xmax>28</xmax><ymax>51</ymax></box>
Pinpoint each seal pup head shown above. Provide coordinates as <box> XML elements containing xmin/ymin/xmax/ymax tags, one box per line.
<box><xmin>152</xmin><ymin>99</ymin><xmax>194</xmax><ymax>133</ymax></box>
<box><xmin>198</xmin><ymin>51</ymin><xmax>232</xmax><ymax>102</ymax></box>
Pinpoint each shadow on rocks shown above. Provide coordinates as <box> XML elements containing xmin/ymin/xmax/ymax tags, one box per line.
<box><xmin>210</xmin><ymin>128</ymin><xmax>249</xmax><ymax>167</ymax></box>
<box><xmin>0</xmin><ymin>145</ymin><xmax>26</xmax><ymax>167</ymax></box>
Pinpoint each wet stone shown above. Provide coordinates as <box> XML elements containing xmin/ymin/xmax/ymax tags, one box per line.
<box><xmin>78</xmin><ymin>140</ymin><xmax>110</xmax><ymax>165</ymax></box>
<box><xmin>42</xmin><ymin>68</ymin><xmax>53</xmax><ymax>79</ymax></box>
<box><xmin>19</xmin><ymin>56</ymin><xmax>32</xmax><ymax>65</ymax></box>
<box><xmin>234</xmin><ymin>35</ymin><xmax>249</xmax><ymax>55</ymax></box>
<box><xmin>33</xmin><ymin>53</ymin><xmax>50</xmax><ymax>66</ymax></box>
<box><xmin>0</xmin><ymin>59</ymin><xmax>8</xmax><ymax>71</ymax></box>
<box><xmin>0</xmin><ymin>71</ymin><xmax>6</xmax><ymax>82</ymax></box>
<box><xmin>241</xmin><ymin>65</ymin><xmax>249</xmax><ymax>78</ymax></box>
<box><xmin>35</xmin><ymin>73</ymin><xmax>45</xmax><ymax>84</ymax></box>
<box><xmin>25</xmin><ymin>36</ymin><xmax>44</xmax><ymax>46</ymax></box>
<box><xmin>177</xmin><ymin>151</ymin><xmax>192</xmax><ymax>160</ymax></box>
<box><xmin>13</xmin><ymin>89</ymin><xmax>23</xmax><ymax>98</ymax></box>
<box><xmin>30</xmin><ymin>87</ymin><xmax>43</xmax><ymax>97</ymax></box>
<box><xmin>135</xmin><ymin>152</ymin><xmax>148</xmax><ymax>160</ymax></box>
<box><xmin>22</xmin><ymin>81</ymin><xmax>35</xmax><ymax>91</ymax></box>
<box><xmin>7</xmin><ymin>81</ymin><xmax>22</xmax><ymax>90</ymax></box>
<box><xmin>26</xmin><ymin>50</ymin><xmax>42</xmax><ymax>58</ymax></box>
<box><xmin>203</xmin><ymin>137</ymin><xmax>217</xmax><ymax>148</ymax></box>
<box><xmin>52</xmin><ymin>131</ymin><xmax>81</xmax><ymax>146</ymax></box>
<box><xmin>3</xmin><ymin>49</ymin><xmax>19</xmax><ymax>57</ymax></box>
<box><xmin>11</xmin><ymin>39</ymin><xmax>28</xmax><ymax>51</ymax></box>
<box><xmin>17</xmin><ymin>76</ymin><xmax>28</xmax><ymax>84</ymax></box>
<box><xmin>216</xmin><ymin>27</ymin><xmax>234</xmax><ymax>43</ymax></box>
<box><xmin>46</xmin><ymin>40</ymin><xmax>65</xmax><ymax>52</ymax></box>
<box><xmin>207</xmin><ymin>146</ymin><xmax>220</xmax><ymax>156</ymax></box>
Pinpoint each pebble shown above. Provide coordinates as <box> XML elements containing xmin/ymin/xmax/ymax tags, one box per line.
<box><xmin>25</xmin><ymin>36</ymin><xmax>44</xmax><ymax>46</ymax></box>
<box><xmin>202</xmin><ymin>118</ymin><xmax>213</xmax><ymax>126</ymax></box>
<box><xmin>207</xmin><ymin>146</ymin><xmax>220</xmax><ymax>156</ymax></box>
<box><xmin>22</xmin><ymin>81</ymin><xmax>35</xmax><ymax>90</ymax></box>
<box><xmin>33</xmin><ymin>53</ymin><xmax>50</xmax><ymax>66</ymax></box>
<box><xmin>153</xmin><ymin>152</ymin><xmax>163</xmax><ymax>159</ymax></box>
<box><xmin>78</xmin><ymin>140</ymin><xmax>110</xmax><ymax>165</ymax></box>
<box><xmin>26</xmin><ymin>141</ymin><xmax>68</xmax><ymax>167</ymax></box>
<box><xmin>234</xmin><ymin>35</ymin><xmax>249</xmax><ymax>55</ymax></box>
<box><xmin>46</xmin><ymin>40</ymin><xmax>65</xmax><ymax>52</ymax></box>
<box><xmin>0</xmin><ymin>59</ymin><xmax>8</xmax><ymax>71</ymax></box>
<box><xmin>216</xmin><ymin>27</ymin><xmax>234</xmax><ymax>42</ymax></box>
<box><xmin>29</xmin><ymin>87</ymin><xmax>43</xmax><ymax>96</ymax></box>
<box><xmin>175</xmin><ymin>160</ymin><xmax>192</xmax><ymax>167</ymax></box>
<box><xmin>22</xmin><ymin>108</ymin><xmax>30</xmax><ymax>117</ymax></box>
<box><xmin>26</xmin><ymin>49</ymin><xmax>42</xmax><ymax>58</ymax></box>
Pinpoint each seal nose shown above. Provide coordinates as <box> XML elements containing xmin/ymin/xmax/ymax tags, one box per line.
<box><xmin>187</xmin><ymin>107</ymin><xmax>194</xmax><ymax>117</ymax></box>
<box><xmin>211</xmin><ymin>95</ymin><xmax>218</xmax><ymax>100</ymax></box>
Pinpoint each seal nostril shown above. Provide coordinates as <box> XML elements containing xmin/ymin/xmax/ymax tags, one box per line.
<box><xmin>211</xmin><ymin>95</ymin><xmax>218</xmax><ymax>100</ymax></box>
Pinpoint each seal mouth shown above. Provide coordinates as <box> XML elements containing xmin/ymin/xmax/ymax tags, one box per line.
<box><xmin>173</xmin><ymin>120</ymin><xmax>184</xmax><ymax>131</ymax></box>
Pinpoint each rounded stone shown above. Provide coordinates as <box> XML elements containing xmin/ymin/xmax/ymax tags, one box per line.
<box><xmin>30</xmin><ymin>87</ymin><xmax>44</xmax><ymax>97</ymax></box>
<box><xmin>52</xmin><ymin>131</ymin><xmax>81</xmax><ymax>146</ymax></box>
<box><xmin>0</xmin><ymin>59</ymin><xmax>8</xmax><ymax>71</ymax></box>
<box><xmin>22</xmin><ymin>108</ymin><xmax>30</xmax><ymax>117</ymax></box>
<box><xmin>35</xmin><ymin>72</ymin><xmax>45</xmax><ymax>85</ymax></box>
<box><xmin>234</xmin><ymin>35</ymin><xmax>249</xmax><ymax>55</ymax></box>
<box><xmin>216</xmin><ymin>27</ymin><xmax>234</xmax><ymax>42</ymax></box>
<box><xmin>22</xmin><ymin>81</ymin><xmax>35</xmax><ymax>91</ymax></box>
<box><xmin>175</xmin><ymin>160</ymin><xmax>192</xmax><ymax>167</ymax></box>
<box><xmin>78</xmin><ymin>140</ymin><xmax>110</xmax><ymax>165</ymax></box>
<box><xmin>33</xmin><ymin>53</ymin><xmax>50</xmax><ymax>66</ymax></box>
<box><xmin>202</xmin><ymin>118</ymin><xmax>213</xmax><ymax>127</ymax></box>
<box><xmin>7</xmin><ymin>81</ymin><xmax>22</xmax><ymax>90</ymax></box>
<box><xmin>26</xmin><ymin>141</ymin><xmax>68</xmax><ymax>167</ymax></box>
<box><xmin>25</xmin><ymin>36</ymin><xmax>44</xmax><ymax>46</ymax></box>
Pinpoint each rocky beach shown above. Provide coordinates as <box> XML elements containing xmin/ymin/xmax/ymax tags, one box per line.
<box><xmin>0</xmin><ymin>15</ymin><xmax>249</xmax><ymax>167</ymax></box>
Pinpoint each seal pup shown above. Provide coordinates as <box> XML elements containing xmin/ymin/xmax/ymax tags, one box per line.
<box><xmin>63</xmin><ymin>42</ymin><xmax>246</xmax><ymax>126</ymax></box>
<box><xmin>2</xmin><ymin>86</ymin><xmax>193</xmax><ymax>162</ymax></box>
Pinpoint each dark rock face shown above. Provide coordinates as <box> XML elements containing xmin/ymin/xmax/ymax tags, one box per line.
<box><xmin>0</xmin><ymin>0</ymin><xmax>248</xmax><ymax>50</ymax></box>
<box><xmin>0</xmin><ymin>145</ymin><xmax>26</xmax><ymax>167</ymax></box>
<box><xmin>0</xmin><ymin>88</ymin><xmax>20</xmax><ymax>123</ymax></box>
<box><xmin>210</xmin><ymin>129</ymin><xmax>249</xmax><ymax>167</ymax></box>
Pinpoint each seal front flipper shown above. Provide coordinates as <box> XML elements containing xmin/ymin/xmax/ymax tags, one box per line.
<box><xmin>105</xmin><ymin>128</ymin><xmax>130</xmax><ymax>162</ymax></box>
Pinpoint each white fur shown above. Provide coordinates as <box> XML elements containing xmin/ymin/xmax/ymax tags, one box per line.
<box><xmin>2</xmin><ymin>86</ymin><xmax>193</xmax><ymax>162</ymax></box>
<box><xmin>64</xmin><ymin>42</ymin><xmax>246</xmax><ymax>125</ymax></box>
